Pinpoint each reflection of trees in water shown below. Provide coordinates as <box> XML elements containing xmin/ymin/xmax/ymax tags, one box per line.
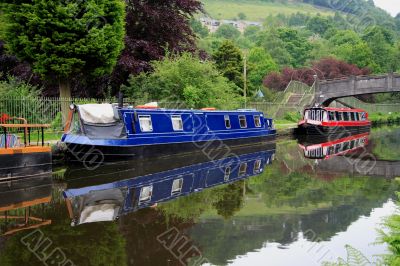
<box><xmin>119</xmin><ymin>208</ymin><xmax>195</xmax><ymax>266</ymax></box>
<box><xmin>0</xmin><ymin>201</ymin><xmax>127</xmax><ymax>266</ymax></box>
<box><xmin>183</xmin><ymin>167</ymin><xmax>397</xmax><ymax>265</ymax></box>
<box><xmin>187</xmin><ymin>193</ymin><xmax>393</xmax><ymax>265</ymax></box>
<box><xmin>213</xmin><ymin>181</ymin><xmax>244</xmax><ymax>219</ymax></box>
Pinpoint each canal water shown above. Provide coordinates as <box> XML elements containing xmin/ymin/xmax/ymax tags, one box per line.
<box><xmin>1</xmin><ymin>126</ymin><xmax>400</xmax><ymax>266</ymax></box>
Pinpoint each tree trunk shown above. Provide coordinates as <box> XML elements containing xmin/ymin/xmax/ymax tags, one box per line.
<box><xmin>59</xmin><ymin>79</ymin><xmax>71</xmax><ymax>126</ymax></box>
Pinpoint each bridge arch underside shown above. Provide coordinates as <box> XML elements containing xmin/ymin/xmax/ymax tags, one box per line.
<box><xmin>319</xmin><ymin>92</ymin><xmax>397</xmax><ymax>107</ymax></box>
<box><xmin>315</xmin><ymin>74</ymin><xmax>400</xmax><ymax>107</ymax></box>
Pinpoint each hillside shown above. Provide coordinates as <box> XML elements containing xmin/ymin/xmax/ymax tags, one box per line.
<box><xmin>202</xmin><ymin>0</ymin><xmax>335</xmax><ymax>21</ymax></box>
<box><xmin>201</xmin><ymin>0</ymin><xmax>395</xmax><ymax>29</ymax></box>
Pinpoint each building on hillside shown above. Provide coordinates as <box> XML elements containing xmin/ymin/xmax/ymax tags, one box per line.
<box><xmin>200</xmin><ymin>17</ymin><xmax>262</xmax><ymax>33</ymax></box>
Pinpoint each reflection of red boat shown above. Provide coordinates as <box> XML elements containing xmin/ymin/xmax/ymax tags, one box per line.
<box><xmin>299</xmin><ymin>132</ymin><xmax>369</xmax><ymax>160</ymax></box>
<box><xmin>297</xmin><ymin>107</ymin><xmax>371</xmax><ymax>135</ymax></box>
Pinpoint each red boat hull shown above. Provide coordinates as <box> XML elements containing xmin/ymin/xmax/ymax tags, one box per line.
<box><xmin>296</xmin><ymin>122</ymin><xmax>371</xmax><ymax>136</ymax></box>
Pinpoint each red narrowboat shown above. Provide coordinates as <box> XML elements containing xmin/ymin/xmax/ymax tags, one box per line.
<box><xmin>297</xmin><ymin>107</ymin><xmax>371</xmax><ymax>135</ymax></box>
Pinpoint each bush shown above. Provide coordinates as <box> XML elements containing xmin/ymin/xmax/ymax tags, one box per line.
<box><xmin>283</xmin><ymin>111</ymin><xmax>302</xmax><ymax>122</ymax></box>
<box><xmin>122</xmin><ymin>53</ymin><xmax>241</xmax><ymax>109</ymax></box>
<box><xmin>0</xmin><ymin>76</ymin><xmax>40</xmax><ymax>98</ymax></box>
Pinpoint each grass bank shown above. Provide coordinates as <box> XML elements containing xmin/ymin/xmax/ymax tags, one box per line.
<box><xmin>201</xmin><ymin>0</ymin><xmax>335</xmax><ymax>21</ymax></box>
<box><xmin>369</xmin><ymin>112</ymin><xmax>400</xmax><ymax>126</ymax></box>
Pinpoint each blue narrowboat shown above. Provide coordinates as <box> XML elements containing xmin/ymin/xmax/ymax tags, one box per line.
<box><xmin>62</xmin><ymin>103</ymin><xmax>276</xmax><ymax>161</ymax></box>
<box><xmin>63</xmin><ymin>148</ymin><xmax>275</xmax><ymax>225</ymax></box>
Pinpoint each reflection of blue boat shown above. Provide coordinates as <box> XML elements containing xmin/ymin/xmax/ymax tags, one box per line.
<box><xmin>63</xmin><ymin>149</ymin><xmax>275</xmax><ymax>225</ymax></box>
<box><xmin>62</xmin><ymin>104</ymin><xmax>276</xmax><ymax>160</ymax></box>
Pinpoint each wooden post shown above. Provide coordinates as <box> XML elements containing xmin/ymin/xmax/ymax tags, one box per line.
<box><xmin>243</xmin><ymin>54</ymin><xmax>247</xmax><ymax>108</ymax></box>
<box><xmin>59</xmin><ymin>79</ymin><xmax>71</xmax><ymax>126</ymax></box>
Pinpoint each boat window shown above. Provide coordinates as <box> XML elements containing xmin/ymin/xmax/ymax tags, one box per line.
<box><xmin>343</xmin><ymin>112</ymin><xmax>349</xmax><ymax>121</ymax></box>
<box><xmin>351</xmin><ymin>112</ymin><xmax>356</xmax><ymax>121</ymax></box>
<box><xmin>171</xmin><ymin>115</ymin><xmax>183</xmax><ymax>131</ymax></box>
<box><xmin>254</xmin><ymin>160</ymin><xmax>262</xmax><ymax>173</ymax></box>
<box><xmin>305</xmin><ymin>110</ymin><xmax>310</xmax><ymax>119</ymax></box>
<box><xmin>360</xmin><ymin>112</ymin><xmax>367</xmax><ymax>121</ymax></box>
<box><xmin>254</xmin><ymin>115</ymin><xmax>261</xmax><ymax>127</ymax></box>
<box><xmin>139</xmin><ymin>186</ymin><xmax>153</xmax><ymax>202</ymax></box>
<box><xmin>224</xmin><ymin>115</ymin><xmax>231</xmax><ymax>129</ymax></box>
<box><xmin>171</xmin><ymin>178</ymin><xmax>183</xmax><ymax>194</ymax></box>
<box><xmin>335</xmin><ymin>112</ymin><xmax>341</xmax><ymax>121</ymax></box>
<box><xmin>224</xmin><ymin>167</ymin><xmax>231</xmax><ymax>181</ymax></box>
<box><xmin>239</xmin><ymin>115</ymin><xmax>247</xmax><ymax>128</ymax></box>
<box><xmin>350</xmin><ymin>140</ymin><xmax>355</xmax><ymax>149</ymax></box>
<box><xmin>138</xmin><ymin>115</ymin><xmax>153</xmax><ymax>132</ymax></box>
<box><xmin>316</xmin><ymin>110</ymin><xmax>321</xmax><ymax>121</ymax></box>
<box><xmin>238</xmin><ymin>163</ymin><xmax>247</xmax><ymax>177</ymax></box>
<box><xmin>329</xmin><ymin>112</ymin><xmax>336</xmax><ymax>121</ymax></box>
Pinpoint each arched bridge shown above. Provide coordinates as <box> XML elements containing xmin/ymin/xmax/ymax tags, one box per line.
<box><xmin>315</xmin><ymin>73</ymin><xmax>400</xmax><ymax>106</ymax></box>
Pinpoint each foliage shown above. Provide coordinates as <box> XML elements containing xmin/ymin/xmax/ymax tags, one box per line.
<box><xmin>362</xmin><ymin>26</ymin><xmax>399</xmax><ymax>73</ymax></box>
<box><xmin>191</xmin><ymin>19</ymin><xmax>209</xmax><ymax>38</ymax></box>
<box><xmin>214</xmin><ymin>24</ymin><xmax>241</xmax><ymax>40</ymax></box>
<box><xmin>322</xmin><ymin>245</ymin><xmax>371</xmax><ymax>266</ymax></box>
<box><xmin>243</xmin><ymin>25</ymin><xmax>261</xmax><ymax>43</ymax></box>
<box><xmin>257</xmin><ymin>28</ymin><xmax>293</xmax><ymax>67</ymax></box>
<box><xmin>122</xmin><ymin>53</ymin><xmax>240</xmax><ymax>109</ymax></box>
<box><xmin>263</xmin><ymin>58</ymin><xmax>370</xmax><ymax>91</ymax></box>
<box><xmin>369</xmin><ymin>112</ymin><xmax>400</xmax><ymax>126</ymax></box>
<box><xmin>213</xmin><ymin>40</ymin><xmax>244</xmax><ymax>91</ymax></box>
<box><xmin>379</xmin><ymin>193</ymin><xmax>400</xmax><ymax>265</ymax></box>
<box><xmin>0</xmin><ymin>76</ymin><xmax>40</xmax><ymax>98</ymax></box>
<box><xmin>112</xmin><ymin>0</ymin><xmax>203</xmax><ymax>88</ymax></box>
<box><xmin>247</xmin><ymin>47</ymin><xmax>278</xmax><ymax>95</ymax></box>
<box><xmin>276</xmin><ymin>28</ymin><xmax>312</xmax><ymax>67</ymax></box>
<box><xmin>238</xmin><ymin>12</ymin><xmax>247</xmax><ymax>20</ymax></box>
<box><xmin>2</xmin><ymin>0</ymin><xmax>126</xmax><ymax>87</ymax></box>
<box><xmin>283</xmin><ymin>111</ymin><xmax>301</xmax><ymax>123</ymax></box>
<box><xmin>306</xmin><ymin>16</ymin><xmax>333</xmax><ymax>36</ymax></box>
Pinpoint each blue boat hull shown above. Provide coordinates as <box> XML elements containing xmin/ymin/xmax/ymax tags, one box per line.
<box><xmin>63</xmin><ymin>134</ymin><xmax>276</xmax><ymax>162</ymax></box>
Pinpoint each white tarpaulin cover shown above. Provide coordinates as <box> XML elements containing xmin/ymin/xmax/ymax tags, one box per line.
<box><xmin>78</xmin><ymin>104</ymin><xmax>116</xmax><ymax>124</ymax></box>
<box><xmin>79</xmin><ymin>204</ymin><xmax>120</xmax><ymax>224</ymax></box>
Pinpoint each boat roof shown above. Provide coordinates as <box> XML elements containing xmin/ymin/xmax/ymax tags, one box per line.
<box><xmin>121</xmin><ymin>107</ymin><xmax>263</xmax><ymax>113</ymax></box>
<box><xmin>305</xmin><ymin>107</ymin><xmax>366</xmax><ymax>112</ymax></box>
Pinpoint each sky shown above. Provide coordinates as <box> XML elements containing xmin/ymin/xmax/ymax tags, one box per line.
<box><xmin>373</xmin><ymin>0</ymin><xmax>400</xmax><ymax>16</ymax></box>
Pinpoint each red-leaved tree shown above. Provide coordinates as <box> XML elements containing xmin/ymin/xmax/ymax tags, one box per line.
<box><xmin>111</xmin><ymin>0</ymin><xmax>203</xmax><ymax>89</ymax></box>
<box><xmin>263</xmin><ymin>57</ymin><xmax>371</xmax><ymax>91</ymax></box>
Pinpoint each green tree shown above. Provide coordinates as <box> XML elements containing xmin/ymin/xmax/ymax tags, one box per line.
<box><xmin>256</xmin><ymin>28</ymin><xmax>293</xmax><ymax>67</ymax></box>
<box><xmin>122</xmin><ymin>53</ymin><xmax>240</xmax><ymax>109</ymax></box>
<box><xmin>306</xmin><ymin>16</ymin><xmax>333</xmax><ymax>36</ymax></box>
<box><xmin>396</xmin><ymin>13</ymin><xmax>400</xmax><ymax>32</ymax></box>
<box><xmin>247</xmin><ymin>47</ymin><xmax>278</xmax><ymax>95</ymax></box>
<box><xmin>329</xmin><ymin>30</ymin><xmax>363</xmax><ymax>46</ymax></box>
<box><xmin>215</xmin><ymin>24</ymin><xmax>241</xmax><ymax>40</ymax></box>
<box><xmin>213</xmin><ymin>40</ymin><xmax>244</xmax><ymax>92</ymax></box>
<box><xmin>238</xmin><ymin>12</ymin><xmax>247</xmax><ymax>20</ymax></box>
<box><xmin>2</xmin><ymin>0</ymin><xmax>126</xmax><ymax>121</ymax></box>
<box><xmin>276</xmin><ymin>28</ymin><xmax>312</xmax><ymax>67</ymax></box>
<box><xmin>334</xmin><ymin>42</ymin><xmax>377</xmax><ymax>71</ymax></box>
<box><xmin>190</xmin><ymin>19</ymin><xmax>209</xmax><ymax>38</ymax></box>
<box><xmin>243</xmin><ymin>25</ymin><xmax>261</xmax><ymax>43</ymax></box>
<box><xmin>362</xmin><ymin>26</ymin><xmax>398</xmax><ymax>73</ymax></box>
